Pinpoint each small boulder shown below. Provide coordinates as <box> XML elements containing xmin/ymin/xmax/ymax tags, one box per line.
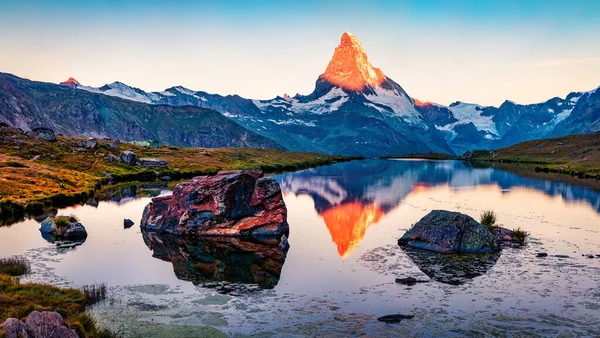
<box><xmin>25</xmin><ymin>311</ymin><xmax>78</xmax><ymax>338</ymax></box>
<box><xmin>120</xmin><ymin>150</ymin><xmax>137</xmax><ymax>165</ymax></box>
<box><xmin>108</xmin><ymin>139</ymin><xmax>120</xmax><ymax>150</ymax></box>
<box><xmin>39</xmin><ymin>216</ymin><xmax>87</xmax><ymax>241</ymax></box>
<box><xmin>2</xmin><ymin>318</ymin><xmax>29</xmax><ymax>338</ymax></box>
<box><xmin>77</xmin><ymin>138</ymin><xmax>97</xmax><ymax>149</ymax></box>
<box><xmin>536</xmin><ymin>252</ymin><xmax>548</xmax><ymax>258</ymax></box>
<box><xmin>106</xmin><ymin>153</ymin><xmax>118</xmax><ymax>163</ymax></box>
<box><xmin>124</xmin><ymin>219</ymin><xmax>134</xmax><ymax>229</ymax></box>
<box><xmin>137</xmin><ymin>158</ymin><xmax>168</xmax><ymax>168</ymax></box>
<box><xmin>27</xmin><ymin>127</ymin><xmax>56</xmax><ymax>142</ymax></box>
<box><xmin>398</xmin><ymin>210</ymin><xmax>499</xmax><ymax>254</ymax></box>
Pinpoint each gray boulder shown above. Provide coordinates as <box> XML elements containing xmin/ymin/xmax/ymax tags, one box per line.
<box><xmin>398</xmin><ymin>210</ymin><xmax>499</xmax><ymax>254</ymax></box>
<box><xmin>108</xmin><ymin>139</ymin><xmax>120</xmax><ymax>150</ymax></box>
<box><xmin>137</xmin><ymin>158</ymin><xmax>168</xmax><ymax>168</ymax></box>
<box><xmin>120</xmin><ymin>150</ymin><xmax>137</xmax><ymax>165</ymax></box>
<box><xmin>39</xmin><ymin>216</ymin><xmax>87</xmax><ymax>241</ymax></box>
<box><xmin>77</xmin><ymin>138</ymin><xmax>98</xmax><ymax>149</ymax></box>
<box><xmin>2</xmin><ymin>318</ymin><xmax>29</xmax><ymax>338</ymax></box>
<box><xmin>27</xmin><ymin>127</ymin><xmax>56</xmax><ymax>142</ymax></box>
<box><xmin>106</xmin><ymin>153</ymin><xmax>118</xmax><ymax>163</ymax></box>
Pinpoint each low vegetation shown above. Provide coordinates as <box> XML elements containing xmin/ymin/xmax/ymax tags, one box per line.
<box><xmin>512</xmin><ymin>227</ymin><xmax>529</xmax><ymax>245</ymax></box>
<box><xmin>479</xmin><ymin>210</ymin><xmax>498</xmax><ymax>230</ymax></box>
<box><xmin>0</xmin><ymin>126</ymin><xmax>351</xmax><ymax>225</ymax></box>
<box><xmin>0</xmin><ymin>258</ymin><xmax>114</xmax><ymax>337</ymax></box>
<box><xmin>0</xmin><ymin>257</ymin><xmax>30</xmax><ymax>276</ymax></box>
<box><xmin>81</xmin><ymin>283</ymin><xmax>107</xmax><ymax>306</ymax></box>
<box><xmin>466</xmin><ymin>132</ymin><xmax>600</xmax><ymax>179</ymax></box>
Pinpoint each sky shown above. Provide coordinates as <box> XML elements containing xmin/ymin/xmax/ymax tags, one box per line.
<box><xmin>1</xmin><ymin>0</ymin><xmax>600</xmax><ymax>106</ymax></box>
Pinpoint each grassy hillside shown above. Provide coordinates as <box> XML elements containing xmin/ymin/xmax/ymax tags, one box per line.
<box><xmin>467</xmin><ymin>132</ymin><xmax>600</xmax><ymax>179</ymax></box>
<box><xmin>0</xmin><ymin>126</ymin><xmax>349</xmax><ymax>224</ymax></box>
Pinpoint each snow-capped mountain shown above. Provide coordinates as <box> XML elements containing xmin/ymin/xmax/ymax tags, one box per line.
<box><xmin>58</xmin><ymin>32</ymin><xmax>600</xmax><ymax>156</ymax></box>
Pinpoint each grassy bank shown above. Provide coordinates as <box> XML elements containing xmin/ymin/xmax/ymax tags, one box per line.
<box><xmin>0</xmin><ymin>258</ymin><xmax>113</xmax><ymax>337</ymax></box>
<box><xmin>0</xmin><ymin>127</ymin><xmax>350</xmax><ymax>225</ymax></box>
<box><xmin>467</xmin><ymin>132</ymin><xmax>600</xmax><ymax>179</ymax></box>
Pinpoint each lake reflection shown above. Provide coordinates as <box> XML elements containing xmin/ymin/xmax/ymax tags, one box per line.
<box><xmin>273</xmin><ymin>159</ymin><xmax>600</xmax><ymax>258</ymax></box>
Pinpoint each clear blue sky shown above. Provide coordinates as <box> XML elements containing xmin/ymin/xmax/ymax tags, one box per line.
<box><xmin>1</xmin><ymin>0</ymin><xmax>600</xmax><ymax>105</ymax></box>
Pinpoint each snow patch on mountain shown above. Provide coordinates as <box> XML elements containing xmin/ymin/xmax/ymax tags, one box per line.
<box><xmin>446</xmin><ymin>102</ymin><xmax>498</xmax><ymax>136</ymax></box>
<box><xmin>364</xmin><ymin>87</ymin><xmax>423</xmax><ymax>124</ymax></box>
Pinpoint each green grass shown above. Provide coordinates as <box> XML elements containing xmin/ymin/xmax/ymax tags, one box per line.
<box><xmin>0</xmin><ymin>257</ymin><xmax>115</xmax><ymax>337</ymax></box>
<box><xmin>0</xmin><ymin>127</ymin><xmax>351</xmax><ymax>225</ymax></box>
<box><xmin>480</xmin><ymin>210</ymin><xmax>497</xmax><ymax>230</ymax></box>
<box><xmin>0</xmin><ymin>257</ymin><xmax>30</xmax><ymax>276</ymax></box>
<box><xmin>467</xmin><ymin>132</ymin><xmax>600</xmax><ymax>180</ymax></box>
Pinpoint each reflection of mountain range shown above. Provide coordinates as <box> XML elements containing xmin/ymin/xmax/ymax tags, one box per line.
<box><xmin>273</xmin><ymin>159</ymin><xmax>600</xmax><ymax>257</ymax></box>
<box><xmin>142</xmin><ymin>232</ymin><xmax>288</xmax><ymax>289</ymax></box>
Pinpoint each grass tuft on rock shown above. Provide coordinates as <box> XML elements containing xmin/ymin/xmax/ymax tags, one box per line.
<box><xmin>512</xmin><ymin>227</ymin><xmax>529</xmax><ymax>245</ymax></box>
<box><xmin>479</xmin><ymin>210</ymin><xmax>498</xmax><ymax>230</ymax></box>
<box><xmin>0</xmin><ymin>257</ymin><xmax>30</xmax><ymax>276</ymax></box>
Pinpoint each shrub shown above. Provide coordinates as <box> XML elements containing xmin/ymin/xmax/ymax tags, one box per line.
<box><xmin>480</xmin><ymin>210</ymin><xmax>497</xmax><ymax>230</ymax></box>
<box><xmin>54</xmin><ymin>217</ymin><xmax>71</xmax><ymax>229</ymax></box>
<box><xmin>512</xmin><ymin>227</ymin><xmax>529</xmax><ymax>245</ymax></box>
<box><xmin>0</xmin><ymin>257</ymin><xmax>31</xmax><ymax>276</ymax></box>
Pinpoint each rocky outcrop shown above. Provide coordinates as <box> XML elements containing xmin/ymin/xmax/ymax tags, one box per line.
<box><xmin>77</xmin><ymin>138</ymin><xmax>97</xmax><ymax>149</ymax></box>
<box><xmin>398</xmin><ymin>210</ymin><xmax>499</xmax><ymax>253</ymax></box>
<box><xmin>119</xmin><ymin>150</ymin><xmax>136</xmax><ymax>165</ymax></box>
<box><xmin>137</xmin><ymin>158</ymin><xmax>167</xmax><ymax>168</ymax></box>
<box><xmin>141</xmin><ymin>170</ymin><xmax>289</xmax><ymax>237</ymax></box>
<box><xmin>2</xmin><ymin>311</ymin><xmax>78</xmax><ymax>338</ymax></box>
<box><xmin>26</xmin><ymin>127</ymin><xmax>56</xmax><ymax>142</ymax></box>
<box><xmin>39</xmin><ymin>216</ymin><xmax>87</xmax><ymax>242</ymax></box>
<box><xmin>142</xmin><ymin>231</ymin><xmax>288</xmax><ymax>288</ymax></box>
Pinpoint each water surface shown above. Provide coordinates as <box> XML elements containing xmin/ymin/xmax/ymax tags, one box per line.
<box><xmin>1</xmin><ymin>159</ymin><xmax>599</xmax><ymax>337</ymax></box>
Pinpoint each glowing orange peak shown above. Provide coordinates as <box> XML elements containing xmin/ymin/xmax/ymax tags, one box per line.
<box><xmin>61</xmin><ymin>77</ymin><xmax>80</xmax><ymax>86</ymax></box>
<box><xmin>320</xmin><ymin>32</ymin><xmax>386</xmax><ymax>92</ymax></box>
<box><xmin>283</xmin><ymin>93</ymin><xmax>291</xmax><ymax>99</ymax></box>
<box><xmin>413</xmin><ymin>98</ymin><xmax>432</xmax><ymax>108</ymax></box>
<box><xmin>320</xmin><ymin>202</ymin><xmax>384</xmax><ymax>258</ymax></box>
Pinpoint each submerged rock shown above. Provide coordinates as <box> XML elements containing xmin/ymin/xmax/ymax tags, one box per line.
<box><xmin>140</xmin><ymin>170</ymin><xmax>289</xmax><ymax>237</ymax></box>
<box><xmin>395</xmin><ymin>277</ymin><xmax>429</xmax><ymax>286</ymax></box>
<box><xmin>398</xmin><ymin>210</ymin><xmax>499</xmax><ymax>254</ymax></box>
<box><xmin>39</xmin><ymin>216</ymin><xmax>87</xmax><ymax>242</ymax></box>
<box><xmin>377</xmin><ymin>314</ymin><xmax>414</xmax><ymax>323</ymax></box>
<box><xmin>536</xmin><ymin>252</ymin><xmax>548</xmax><ymax>258</ymax></box>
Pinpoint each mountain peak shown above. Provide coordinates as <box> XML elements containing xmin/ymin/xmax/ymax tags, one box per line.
<box><xmin>60</xmin><ymin>77</ymin><xmax>80</xmax><ymax>87</ymax></box>
<box><xmin>320</xmin><ymin>32</ymin><xmax>386</xmax><ymax>92</ymax></box>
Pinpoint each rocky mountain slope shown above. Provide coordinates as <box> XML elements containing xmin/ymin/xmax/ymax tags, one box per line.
<box><xmin>0</xmin><ymin>73</ymin><xmax>283</xmax><ymax>149</ymax></box>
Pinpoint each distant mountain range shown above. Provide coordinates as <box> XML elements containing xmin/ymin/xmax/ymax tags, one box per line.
<box><xmin>1</xmin><ymin>32</ymin><xmax>599</xmax><ymax>156</ymax></box>
<box><xmin>0</xmin><ymin>73</ymin><xmax>282</xmax><ymax>149</ymax></box>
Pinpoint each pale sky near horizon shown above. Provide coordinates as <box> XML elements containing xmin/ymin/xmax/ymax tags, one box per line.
<box><xmin>1</xmin><ymin>0</ymin><xmax>600</xmax><ymax>106</ymax></box>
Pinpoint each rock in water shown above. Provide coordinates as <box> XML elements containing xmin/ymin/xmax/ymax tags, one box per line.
<box><xmin>398</xmin><ymin>210</ymin><xmax>499</xmax><ymax>254</ymax></box>
<box><xmin>120</xmin><ymin>150</ymin><xmax>137</xmax><ymax>165</ymax></box>
<box><xmin>140</xmin><ymin>170</ymin><xmax>289</xmax><ymax>237</ymax></box>
<box><xmin>377</xmin><ymin>314</ymin><xmax>414</xmax><ymax>323</ymax></box>
<box><xmin>39</xmin><ymin>216</ymin><xmax>87</xmax><ymax>242</ymax></box>
<box><xmin>124</xmin><ymin>219</ymin><xmax>134</xmax><ymax>228</ymax></box>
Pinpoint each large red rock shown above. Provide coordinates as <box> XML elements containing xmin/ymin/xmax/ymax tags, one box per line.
<box><xmin>140</xmin><ymin>170</ymin><xmax>289</xmax><ymax>237</ymax></box>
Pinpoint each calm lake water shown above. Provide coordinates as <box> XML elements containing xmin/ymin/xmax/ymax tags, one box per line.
<box><xmin>1</xmin><ymin>159</ymin><xmax>600</xmax><ymax>337</ymax></box>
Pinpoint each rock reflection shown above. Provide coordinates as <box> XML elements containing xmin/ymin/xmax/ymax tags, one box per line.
<box><xmin>142</xmin><ymin>231</ymin><xmax>288</xmax><ymax>289</ymax></box>
<box><xmin>402</xmin><ymin>247</ymin><xmax>500</xmax><ymax>285</ymax></box>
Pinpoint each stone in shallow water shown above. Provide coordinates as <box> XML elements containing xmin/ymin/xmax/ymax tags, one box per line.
<box><xmin>537</xmin><ymin>252</ymin><xmax>548</xmax><ymax>258</ymax></box>
<box><xmin>377</xmin><ymin>314</ymin><xmax>414</xmax><ymax>323</ymax></box>
<box><xmin>398</xmin><ymin>210</ymin><xmax>499</xmax><ymax>254</ymax></box>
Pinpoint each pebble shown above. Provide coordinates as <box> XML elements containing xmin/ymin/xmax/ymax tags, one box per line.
<box><xmin>536</xmin><ymin>252</ymin><xmax>548</xmax><ymax>258</ymax></box>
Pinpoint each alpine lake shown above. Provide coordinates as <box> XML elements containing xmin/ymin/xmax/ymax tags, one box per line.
<box><xmin>1</xmin><ymin>159</ymin><xmax>599</xmax><ymax>337</ymax></box>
